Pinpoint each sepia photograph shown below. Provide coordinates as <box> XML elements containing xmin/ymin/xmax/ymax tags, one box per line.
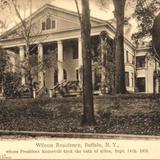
<box><xmin>0</xmin><ymin>0</ymin><xmax>160</xmax><ymax>159</ymax></box>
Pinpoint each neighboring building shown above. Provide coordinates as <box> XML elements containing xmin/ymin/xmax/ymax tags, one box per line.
<box><xmin>136</xmin><ymin>41</ymin><xmax>160</xmax><ymax>93</ymax></box>
<box><xmin>0</xmin><ymin>4</ymin><xmax>159</xmax><ymax>95</ymax></box>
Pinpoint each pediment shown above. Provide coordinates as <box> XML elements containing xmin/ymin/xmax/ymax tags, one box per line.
<box><xmin>0</xmin><ymin>4</ymin><xmax>106</xmax><ymax>40</ymax></box>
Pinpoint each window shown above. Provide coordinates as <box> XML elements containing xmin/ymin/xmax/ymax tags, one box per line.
<box><xmin>52</xmin><ymin>20</ymin><xmax>56</xmax><ymax>29</ymax></box>
<box><xmin>136</xmin><ymin>56</ymin><xmax>145</xmax><ymax>68</ymax></box>
<box><xmin>132</xmin><ymin>55</ymin><xmax>134</xmax><ymax>64</ymax></box>
<box><xmin>125</xmin><ymin>72</ymin><xmax>129</xmax><ymax>87</ymax></box>
<box><xmin>72</xmin><ymin>40</ymin><xmax>78</xmax><ymax>59</ymax></box>
<box><xmin>42</xmin><ymin>22</ymin><xmax>46</xmax><ymax>30</ymax></box>
<box><xmin>42</xmin><ymin>18</ymin><xmax>56</xmax><ymax>31</ymax></box>
<box><xmin>63</xmin><ymin>69</ymin><xmax>67</xmax><ymax>80</ymax></box>
<box><xmin>131</xmin><ymin>72</ymin><xmax>134</xmax><ymax>87</ymax></box>
<box><xmin>46</xmin><ymin>18</ymin><xmax>51</xmax><ymax>30</ymax></box>
<box><xmin>76</xmin><ymin>69</ymin><xmax>79</xmax><ymax>81</ymax></box>
<box><xmin>126</xmin><ymin>51</ymin><xmax>129</xmax><ymax>63</ymax></box>
<box><xmin>136</xmin><ymin>77</ymin><xmax>146</xmax><ymax>92</ymax></box>
<box><xmin>54</xmin><ymin>70</ymin><xmax>58</xmax><ymax>85</ymax></box>
<box><xmin>94</xmin><ymin>71</ymin><xmax>101</xmax><ymax>91</ymax></box>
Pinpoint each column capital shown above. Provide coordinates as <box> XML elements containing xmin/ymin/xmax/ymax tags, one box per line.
<box><xmin>57</xmin><ymin>40</ymin><xmax>63</xmax><ymax>45</ymax></box>
<box><xmin>38</xmin><ymin>43</ymin><xmax>43</xmax><ymax>48</ymax></box>
<box><xmin>78</xmin><ymin>37</ymin><xmax>82</xmax><ymax>41</ymax></box>
<box><xmin>19</xmin><ymin>45</ymin><xmax>25</xmax><ymax>85</ymax></box>
<box><xmin>19</xmin><ymin>45</ymin><xmax>24</xmax><ymax>50</ymax></box>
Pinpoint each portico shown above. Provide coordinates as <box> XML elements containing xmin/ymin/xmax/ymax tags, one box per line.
<box><xmin>6</xmin><ymin>37</ymin><xmax>83</xmax><ymax>91</ymax></box>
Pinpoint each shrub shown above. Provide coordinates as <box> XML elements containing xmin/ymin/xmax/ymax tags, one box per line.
<box><xmin>3</xmin><ymin>72</ymin><xmax>21</xmax><ymax>98</ymax></box>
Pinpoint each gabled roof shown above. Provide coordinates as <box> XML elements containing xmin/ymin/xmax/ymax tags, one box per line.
<box><xmin>0</xmin><ymin>3</ymin><xmax>107</xmax><ymax>39</ymax></box>
<box><xmin>0</xmin><ymin>3</ymin><xmax>136</xmax><ymax>49</ymax></box>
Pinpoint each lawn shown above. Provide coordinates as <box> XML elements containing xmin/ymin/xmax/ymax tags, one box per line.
<box><xmin>0</xmin><ymin>94</ymin><xmax>160</xmax><ymax>135</ymax></box>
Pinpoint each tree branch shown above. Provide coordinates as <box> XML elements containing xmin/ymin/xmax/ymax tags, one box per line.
<box><xmin>74</xmin><ymin>0</ymin><xmax>82</xmax><ymax>27</ymax></box>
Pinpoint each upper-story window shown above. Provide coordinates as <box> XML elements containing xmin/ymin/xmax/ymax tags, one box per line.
<box><xmin>131</xmin><ymin>55</ymin><xmax>135</xmax><ymax>64</ymax></box>
<box><xmin>126</xmin><ymin>51</ymin><xmax>129</xmax><ymax>63</ymax></box>
<box><xmin>46</xmin><ymin>18</ymin><xmax>51</xmax><ymax>30</ymax></box>
<box><xmin>136</xmin><ymin>56</ymin><xmax>145</xmax><ymax>68</ymax></box>
<box><xmin>42</xmin><ymin>17</ymin><xmax>56</xmax><ymax>31</ymax></box>
<box><xmin>42</xmin><ymin>22</ymin><xmax>46</xmax><ymax>30</ymax></box>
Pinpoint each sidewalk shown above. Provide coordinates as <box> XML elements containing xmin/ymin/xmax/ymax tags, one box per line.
<box><xmin>0</xmin><ymin>130</ymin><xmax>160</xmax><ymax>140</ymax></box>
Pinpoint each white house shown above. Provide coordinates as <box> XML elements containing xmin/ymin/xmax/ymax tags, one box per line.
<box><xmin>0</xmin><ymin>4</ymin><xmax>159</xmax><ymax>95</ymax></box>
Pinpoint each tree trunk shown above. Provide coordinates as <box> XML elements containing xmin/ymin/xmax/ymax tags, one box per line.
<box><xmin>113</xmin><ymin>0</ymin><xmax>126</xmax><ymax>94</ymax></box>
<box><xmin>25</xmin><ymin>44</ymin><xmax>33</xmax><ymax>98</ymax></box>
<box><xmin>81</xmin><ymin>0</ymin><xmax>96</xmax><ymax>125</ymax></box>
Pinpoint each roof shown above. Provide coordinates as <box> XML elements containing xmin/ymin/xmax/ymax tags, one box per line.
<box><xmin>0</xmin><ymin>3</ymin><xmax>107</xmax><ymax>39</ymax></box>
<box><xmin>0</xmin><ymin>3</ymin><xmax>135</xmax><ymax>49</ymax></box>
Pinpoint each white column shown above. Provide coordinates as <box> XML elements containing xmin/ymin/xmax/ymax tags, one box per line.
<box><xmin>78</xmin><ymin>37</ymin><xmax>83</xmax><ymax>68</ymax></box>
<box><xmin>10</xmin><ymin>56</ymin><xmax>16</xmax><ymax>72</ymax></box>
<box><xmin>19</xmin><ymin>46</ymin><xmax>25</xmax><ymax>85</ymax></box>
<box><xmin>156</xmin><ymin>78</ymin><xmax>159</xmax><ymax>93</ymax></box>
<box><xmin>78</xmin><ymin>37</ymin><xmax>83</xmax><ymax>87</ymax></box>
<box><xmin>57</xmin><ymin>40</ymin><xmax>64</xmax><ymax>82</ymax></box>
<box><xmin>38</xmin><ymin>43</ymin><xmax>44</xmax><ymax>88</ymax></box>
<box><xmin>100</xmin><ymin>39</ymin><xmax>106</xmax><ymax>93</ymax></box>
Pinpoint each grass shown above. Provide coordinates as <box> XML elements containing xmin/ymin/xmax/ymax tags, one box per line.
<box><xmin>0</xmin><ymin>95</ymin><xmax>160</xmax><ymax>135</ymax></box>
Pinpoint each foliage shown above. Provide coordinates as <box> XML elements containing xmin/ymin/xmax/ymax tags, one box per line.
<box><xmin>132</xmin><ymin>0</ymin><xmax>160</xmax><ymax>44</ymax></box>
<box><xmin>3</xmin><ymin>72</ymin><xmax>21</xmax><ymax>98</ymax></box>
<box><xmin>0</xmin><ymin>49</ymin><xmax>7</xmax><ymax>74</ymax></box>
<box><xmin>0</xmin><ymin>0</ymin><xmax>55</xmax><ymax>98</ymax></box>
<box><xmin>93</xmin><ymin>32</ymin><xmax>115</xmax><ymax>94</ymax></box>
<box><xmin>96</xmin><ymin>0</ymin><xmax>126</xmax><ymax>94</ymax></box>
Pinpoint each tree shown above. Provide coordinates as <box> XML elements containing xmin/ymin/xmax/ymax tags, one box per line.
<box><xmin>75</xmin><ymin>0</ymin><xmax>96</xmax><ymax>125</ymax></box>
<box><xmin>0</xmin><ymin>0</ymin><xmax>56</xmax><ymax>98</ymax></box>
<box><xmin>0</xmin><ymin>48</ymin><xmax>21</xmax><ymax>98</ymax></box>
<box><xmin>132</xmin><ymin>0</ymin><xmax>160</xmax><ymax>45</ymax></box>
<box><xmin>94</xmin><ymin>31</ymin><xmax>115</xmax><ymax>94</ymax></box>
<box><xmin>97</xmin><ymin>0</ymin><xmax>126</xmax><ymax>94</ymax></box>
<box><xmin>113</xmin><ymin>0</ymin><xmax>126</xmax><ymax>94</ymax></box>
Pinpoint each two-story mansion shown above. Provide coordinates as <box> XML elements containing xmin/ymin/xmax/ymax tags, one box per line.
<box><xmin>0</xmin><ymin>4</ymin><xmax>159</xmax><ymax>95</ymax></box>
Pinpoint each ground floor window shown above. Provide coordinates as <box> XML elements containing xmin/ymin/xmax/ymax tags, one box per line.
<box><xmin>159</xmin><ymin>78</ymin><xmax>160</xmax><ymax>93</ymax></box>
<box><xmin>63</xmin><ymin>69</ymin><xmax>67</xmax><ymax>80</ymax></box>
<box><xmin>76</xmin><ymin>69</ymin><xmax>79</xmax><ymax>81</ymax></box>
<box><xmin>94</xmin><ymin>71</ymin><xmax>101</xmax><ymax>91</ymax></box>
<box><xmin>54</xmin><ymin>70</ymin><xmax>58</xmax><ymax>85</ymax></box>
<box><xmin>136</xmin><ymin>77</ymin><xmax>146</xmax><ymax>92</ymax></box>
<box><xmin>131</xmin><ymin>72</ymin><xmax>134</xmax><ymax>87</ymax></box>
<box><xmin>125</xmin><ymin>72</ymin><xmax>129</xmax><ymax>87</ymax></box>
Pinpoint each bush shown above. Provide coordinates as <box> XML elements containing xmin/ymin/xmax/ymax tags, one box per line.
<box><xmin>3</xmin><ymin>72</ymin><xmax>21</xmax><ymax>98</ymax></box>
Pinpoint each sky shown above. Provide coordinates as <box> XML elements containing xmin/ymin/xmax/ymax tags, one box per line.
<box><xmin>0</xmin><ymin>0</ymin><xmax>137</xmax><ymax>39</ymax></box>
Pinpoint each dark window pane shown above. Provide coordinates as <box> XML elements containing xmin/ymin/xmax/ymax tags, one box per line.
<box><xmin>131</xmin><ymin>72</ymin><xmax>134</xmax><ymax>87</ymax></box>
<box><xmin>76</xmin><ymin>69</ymin><xmax>79</xmax><ymax>81</ymax></box>
<box><xmin>125</xmin><ymin>72</ymin><xmax>129</xmax><ymax>87</ymax></box>
<box><xmin>136</xmin><ymin>77</ymin><xmax>146</xmax><ymax>92</ymax></box>
<box><xmin>54</xmin><ymin>70</ymin><xmax>58</xmax><ymax>85</ymax></box>
<box><xmin>63</xmin><ymin>69</ymin><xmax>67</xmax><ymax>80</ymax></box>
<box><xmin>72</xmin><ymin>40</ymin><xmax>78</xmax><ymax>59</ymax></box>
<box><xmin>52</xmin><ymin>20</ymin><xmax>56</xmax><ymax>29</ymax></box>
<box><xmin>42</xmin><ymin>22</ymin><xmax>45</xmax><ymax>30</ymax></box>
<box><xmin>136</xmin><ymin>56</ymin><xmax>145</xmax><ymax>68</ymax></box>
<box><xmin>94</xmin><ymin>71</ymin><xmax>101</xmax><ymax>90</ymax></box>
<box><xmin>126</xmin><ymin>51</ymin><xmax>129</xmax><ymax>63</ymax></box>
<box><xmin>46</xmin><ymin>18</ymin><xmax>51</xmax><ymax>30</ymax></box>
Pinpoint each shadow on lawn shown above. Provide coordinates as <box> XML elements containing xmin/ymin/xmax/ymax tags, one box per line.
<box><xmin>0</xmin><ymin>96</ymin><xmax>160</xmax><ymax>135</ymax></box>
